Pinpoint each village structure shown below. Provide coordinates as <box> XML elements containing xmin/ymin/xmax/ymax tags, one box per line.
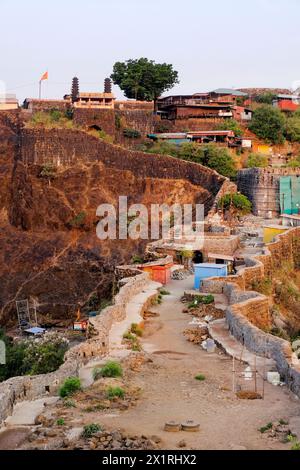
<box><xmin>0</xmin><ymin>73</ymin><xmax>300</xmax><ymax>452</ymax></box>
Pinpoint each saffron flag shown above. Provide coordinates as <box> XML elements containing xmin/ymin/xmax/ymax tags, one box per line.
<box><xmin>40</xmin><ymin>71</ymin><xmax>48</xmax><ymax>82</ymax></box>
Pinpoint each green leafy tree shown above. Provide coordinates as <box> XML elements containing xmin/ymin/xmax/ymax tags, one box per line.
<box><xmin>218</xmin><ymin>193</ymin><xmax>252</xmax><ymax>215</ymax></box>
<box><xmin>177</xmin><ymin>143</ymin><xmax>237</xmax><ymax>178</ymax></box>
<box><xmin>147</xmin><ymin>141</ymin><xmax>178</xmax><ymax>156</ymax></box>
<box><xmin>111</xmin><ymin>58</ymin><xmax>179</xmax><ymax>111</ymax></box>
<box><xmin>285</xmin><ymin>156</ymin><xmax>300</xmax><ymax>168</ymax></box>
<box><xmin>0</xmin><ymin>331</ymin><xmax>68</xmax><ymax>381</ymax></box>
<box><xmin>254</xmin><ymin>92</ymin><xmax>277</xmax><ymax>105</ymax></box>
<box><xmin>249</xmin><ymin>105</ymin><xmax>285</xmax><ymax>144</ymax></box>
<box><xmin>146</xmin><ymin>142</ymin><xmax>237</xmax><ymax>179</ymax></box>
<box><xmin>215</xmin><ymin>119</ymin><xmax>242</xmax><ymax>136</ymax></box>
<box><xmin>247</xmin><ymin>153</ymin><xmax>269</xmax><ymax>168</ymax></box>
<box><xmin>199</xmin><ymin>145</ymin><xmax>237</xmax><ymax>179</ymax></box>
<box><xmin>285</xmin><ymin>116</ymin><xmax>300</xmax><ymax>142</ymax></box>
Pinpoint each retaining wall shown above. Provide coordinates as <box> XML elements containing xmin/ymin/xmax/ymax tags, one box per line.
<box><xmin>0</xmin><ymin>268</ymin><xmax>157</xmax><ymax>425</ymax></box>
<box><xmin>201</xmin><ymin>227</ymin><xmax>300</xmax><ymax>396</ymax></box>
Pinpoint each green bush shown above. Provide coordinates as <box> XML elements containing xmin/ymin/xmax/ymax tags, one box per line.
<box><xmin>106</xmin><ymin>386</ymin><xmax>125</xmax><ymax>400</ymax></box>
<box><xmin>69</xmin><ymin>211</ymin><xmax>87</xmax><ymax>228</ymax></box>
<box><xmin>285</xmin><ymin>156</ymin><xmax>300</xmax><ymax>168</ymax></box>
<box><xmin>63</xmin><ymin>399</ymin><xmax>76</xmax><ymax>408</ymax></box>
<box><xmin>131</xmin><ymin>254</ymin><xmax>144</xmax><ymax>264</ymax></box>
<box><xmin>56</xmin><ymin>418</ymin><xmax>65</xmax><ymax>426</ymax></box>
<box><xmin>39</xmin><ymin>163</ymin><xmax>57</xmax><ymax>179</ymax></box>
<box><xmin>291</xmin><ymin>441</ymin><xmax>300</xmax><ymax>451</ymax></box>
<box><xmin>254</xmin><ymin>92</ymin><xmax>277</xmax><ymax>105</ymax></box>
<box><xmin>96</xmin><ymin>361</ymin><xmax>123</xmax><ymax>379</ymax></box>
<box><xmin>130</xmin><ymin>323</ymin><xmax>143</xmax><ymax>337</ymax></box>
<box><xmin>159</xmin><ymin>289</ymin><xmax>170</xmax><ymax>295</ymax></box>
<box><xmin>285</xmin><ymin>116</ymin><xmax>300</xmax><ymax>142</ymax></box>
<box><xmin>249</xmin><ymin>105</ymin><xmax>285</xmax><ymax>144</ymax></box>
<box><xmin>251</xmin><ymin>278</ymin><xmax>273</xmax><ymax>296</ymax></box>
<box><xmin>259</xmin><ymin>422</ymin><xmax>273</xmax><ymax>434</ymax></box>
<box><xmin>59</xmin><ymin>377</ymin><xmax>82</xmax><ymax>398</ymax></box>
<box><xmin>195</xmin><ymin>374</ymin><xmax>206</xmax><ymax>381</ymax></box>
<box><xmin>188</xmin><ymin>295</ymin><xmax>214</xmax><ymax>309</ymax></box>
<box><xmin>215</xmin><ymin>119</ymin><xmax>242</xmax><ymax>136</ymax></box>
<box><xmin>218</xmin><ymin>193</ymin><xmax>252</xmax><ymax>215</ymax></box>
<box><xmin>123</xmin><ymin>128</ymin><xmax>141</xmax><ymax>139</ymax></box>
<box><xmin>82</xmin><ymin>423</ymin><xmax>102</xmax><ymax>439</ymax></box>
<box><xmin>178</xmin><ymin>143</ymin><xmax>237</xmax><ymax>179</ymax></box>
<box><xmin>123</xmin><ymin>332</ymin><xmax>136</xmax><ymax>341</ymax></box>
<box><xmin>0</xmin><ymin>331</ymin><xmax>68</xmax><ymax>382</ymax></box>
<box><xmin>247</xmin><ymin>153</ymin><xmax>269</xmax><ymax>168</ymax></box>
<box><xmin>147</xmin><ymin>141</ymin><xmax>178</xmax><ymax>156</ymax></box>
<box><xmin>30</xmin><ymin>110</ymin><xmax>74</xmax><ymax>129</ymax></box>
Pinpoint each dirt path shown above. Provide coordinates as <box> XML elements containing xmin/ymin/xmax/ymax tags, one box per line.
<box><xmin>98</xmin><ymin>276</ymin><xmax>300</xmax><ymax>450</ymax></box>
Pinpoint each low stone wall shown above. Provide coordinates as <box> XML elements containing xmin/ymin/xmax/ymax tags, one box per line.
<box><xmin>201</xmin><ymin>227</ymin><xmax>300</xmax><ymax>396</ymax></box>
<box><xmin>0</xmin><ymin>268</ymin><xmax>155</xmax><ymax>425</ymax></box>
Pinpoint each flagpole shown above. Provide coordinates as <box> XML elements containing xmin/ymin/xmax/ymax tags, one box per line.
<box><xmin>39</xmin><ymin>80</ymin><xmax>42</xmax><ymax>100</ymax></box>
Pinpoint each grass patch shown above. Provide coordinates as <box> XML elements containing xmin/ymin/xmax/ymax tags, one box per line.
<box><xmin>93</xmin><ymin>361</ymin><xmax>123</xmax><ymax>380</ymax></box>
<box><xmin>160</xmin><ymin>289</ymin><xmax>170</xmax><ymax>296</ymax></box>
<box><xmin>69</xmin><ymin>211</ymin><xmax>87</xmax><ymax>228</ymax></box>
<box><xmin>63</xmin><ymin>399</ymin><xmax>76</xmax><ymax>408</ymax></box>
<box><xmin>279</xmin><ymin>419</ymin><xmax>289</xmax><ymax>426</ymax></box>
<box><xmin>82</xmin><ymin>423</ymin><xmax>102</xmax><ymax>439</ymax></box>
<box><xmin>106</xmin><ymin>386</ymin><xmax>125</xmax><ymax>400</ymax></box>
<box><xmin>59</xmin><ymin>377</ymin><xmax>81</xmax><ymax>398</ymax></box>
<box><xmin>56</xmin><ymin>418</ymin><xmax>65</xmax><ymax>426</ymax></box>
<box><xmin>123</xmin><ymin>332</ymin><xmax>136</xmax><ymax>341</ymax></box>
<box><xmin>259</xmin><ymin>422</ymin><xmax>273</xmax><ymax>434</ymax></box>
<box><xmin>195</xmin><ymin>374</ymin><xmax>206</xmax><ymax>381</ymax></box>
<box><xmin>251</xmin><ymin>278</ymin><xmax>273</xmax><ymax>296</ymax></box>
<box><xmin>291</xmin><ymin>441</ymin><xmax>300</xmax><ymax>451</ymax></box>
<box><xmin>83</xmin><ymin>404</ymin><xmax>105</xmax><ymax>413</ymax></box>
<box><xmin>130</xmin><ymin>323</ymin><xmax>143</xmax><ymax>337</ymax></box>
<box><xmin>188</xmin><ymin>295</ymin><xmax>214</xmax><ymax>309</ymax></box>
<box><xmin>123</xmin><ymin>328</ymin><xmax>142</xmax><ymax>351</ymax></box>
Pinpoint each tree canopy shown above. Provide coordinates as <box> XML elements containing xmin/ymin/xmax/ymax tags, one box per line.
<box><xmin>144</xmin><ymin>141</ymin><xmax>237</xmax><ymax>179</ymax></box>
<box><xmin>111</xmin><ymin>58</ymin><xmax>179</xmax><ymax>109</ymax></box>
<box><xmin>218</xmin><ymin>193</ymin><xmax>252</xmax><ymax>215</ymax></box>
<box><xmin>249</xmin><ymin>105</ymin><xmax>285</xmax><ymax>144</ymax></box>
<box><xmin>285</xmin><ymin>114</ymin><xmax>300</xmax><ymax>142</ymax></box>
<box><xmin>246</xmin><ymin>153</ymin><xmax>269</xmax><ymax>168</ymax></box>
<box><xmin>215</xmin><ymin>119</ymin><xmax>242</xmax><ymax>136</ymax></box>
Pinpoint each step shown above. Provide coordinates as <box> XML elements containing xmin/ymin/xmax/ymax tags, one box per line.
<box><xmin>208</xmin><ymin>319</ymin><xmax>276</xmax><ymax>375</ymax></box>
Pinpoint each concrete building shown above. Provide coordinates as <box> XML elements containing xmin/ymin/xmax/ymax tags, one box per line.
<box><xmin>74</xmin><ymin>92</ymin><xmax>115</xmax><ymax>109</ymax></box>
<box><xmin>273</xmin><ymin>94</ymin><xmax>300</xmax><ymax>112</ymax></box>
<box><xmin>157</xmin><ymin>89</ymin><xmax>251</xmax><ymax>125</ymax></box>
<box><xmin>0</xmin><ymin>94</ymin><xmax>18</xmax><ymax>110</ymax></box>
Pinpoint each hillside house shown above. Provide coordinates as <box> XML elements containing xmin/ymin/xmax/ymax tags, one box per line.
<box><xmin>157</xmin><ymin>89</ymin><xmax>250</xmax><ymax>126</ymax></box>
<box><xmin>273</xmin><ymin>94</ymin><xmax>300</xmax><ymax>112</ymax></box>
<box><xmin>0</xmin><ymin>94</ymin><xmax>18</xmax><ymax>110</ymax></box>
<box><xmin>73</xmin><ymin>92</ymin><xmax>115</xmax><ymax>109</ymax></box>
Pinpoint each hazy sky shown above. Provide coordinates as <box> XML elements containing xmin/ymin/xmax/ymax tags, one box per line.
<box><xmin>1</xmin><ymin>0</ymin><xmax>300</xmax><ymax>102</ymax></box>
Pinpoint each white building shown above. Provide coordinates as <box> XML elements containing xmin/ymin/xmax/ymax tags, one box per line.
<box><xmin>0</xmin><ymin>94</ymin><xmax>19</xmax><ymax>110</ymax></box>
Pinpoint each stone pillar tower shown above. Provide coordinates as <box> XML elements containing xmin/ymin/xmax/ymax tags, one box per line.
<box><xmin>71</xmin><ymin>77</ymin><xmax>79</xmax><ymax>103</ymax></box>
<box><xmin>104</xmin><ymin>78</ymin><xmax>112</xmax><ymax>94</ymax></box>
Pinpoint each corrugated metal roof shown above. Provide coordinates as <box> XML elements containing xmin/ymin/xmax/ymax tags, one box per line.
<box><xmin>277</xmin><ymin>94</ymin><xmax>300</xmax><ymax>100</ymax></box>
<box><xmin>212</xmin><ymin>88</ymin><xmax>248</xmax><ymax>97</ymax></box>
<box><xmin>188</xmin><ymin>130</ymin><xmax>235</xmax><ymax>137</ymax></box>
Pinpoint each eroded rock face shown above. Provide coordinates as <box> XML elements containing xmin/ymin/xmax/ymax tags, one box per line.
<box><xmin>0</xmin><ymin>112</ymin><xmax>226</xmax><ymax>324</ymax></box>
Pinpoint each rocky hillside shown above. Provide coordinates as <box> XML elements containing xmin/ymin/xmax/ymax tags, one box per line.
<box><xmin>0</xmin><ymin>112</ymin><xmax>227</xmax><ymax>325</ymax></box>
